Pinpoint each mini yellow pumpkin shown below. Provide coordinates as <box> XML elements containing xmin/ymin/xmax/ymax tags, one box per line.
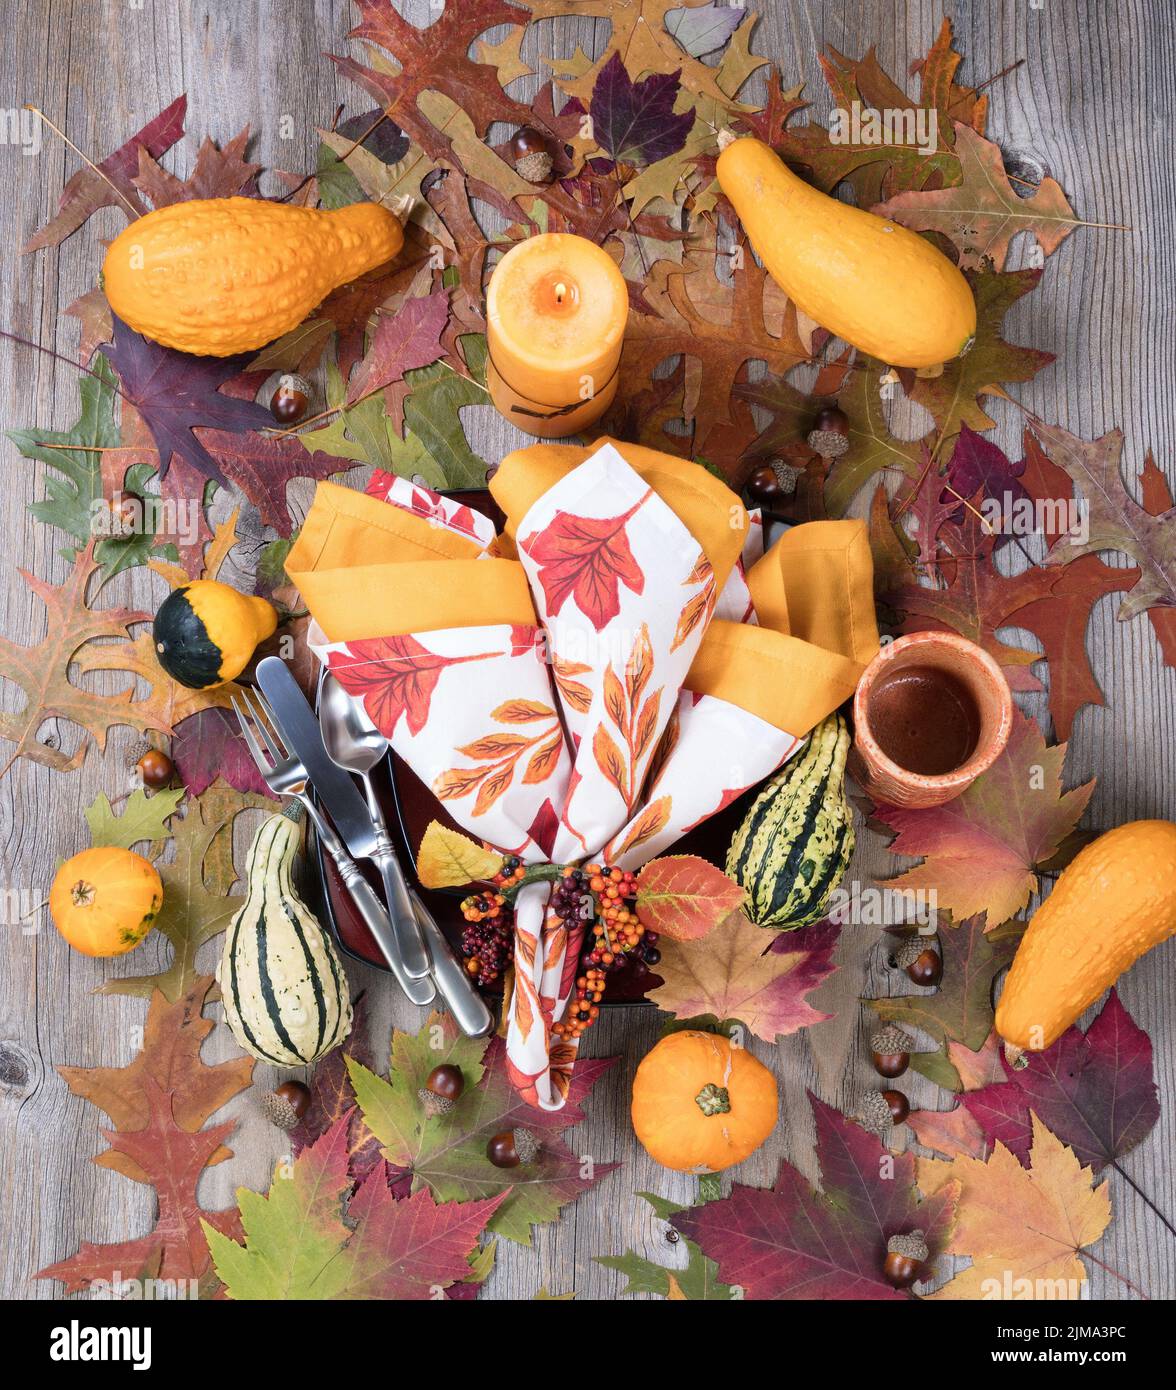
<box><xmin>631</xmin><ymin>1030</ymin><xmax>778</xmax><ymax>1173</ymax></box>
<box><xmin>50</xmin><ymin>847</ymin><xmax>163</xmax><ymax>957</ymax></box>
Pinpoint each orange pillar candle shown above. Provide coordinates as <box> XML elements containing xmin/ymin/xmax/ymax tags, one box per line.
<box><xmin>486</xmin><ymin>233</ymin><xmax>629</xmax><ymax>439</ymax></box>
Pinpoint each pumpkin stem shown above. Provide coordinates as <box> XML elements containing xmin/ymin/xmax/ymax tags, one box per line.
<box><xmin>694</xmin><ymin>1083</ymin><xmax>731</xmax><ymax>1116</ymax></box>
<box><xmin>70</xmin><ymin>879</ymin><xmax>96</xmax><ymax>908</ymax></box>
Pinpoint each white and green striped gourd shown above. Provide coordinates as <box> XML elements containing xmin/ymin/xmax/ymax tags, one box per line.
<box><xmin>725</xmin><ymin>711</ymin><xmax>854</xmax><ymax>929</ymax></box>
<box><xmin>218</xmin><ymin>805</ymin><xmax>352</xmax><ymax>1064</ymax></box>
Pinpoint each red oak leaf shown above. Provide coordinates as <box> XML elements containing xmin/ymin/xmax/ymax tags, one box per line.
<box><xmin>672</xmin><ymin>1093</ymin><xmax>958</xmax><ymax>1299</ymax></box>
<box><xmin>521</xmin><ymin>494</ymin><xmax>649</xmax><ymax>631</ymax></box>
<box><xmin>346</xmin><ymin>289</ymin><xmax>449</xmax><ymax>404</ymax></box>
<box><xmin>328</xmin><ymin>636</ymin><xmax>497</xmax><ymax>738</ymax></box>
<box><xmin>1140</xmin><ymin>451</ymin><xmax>1176</xmax><ymax>667</ymax></box>
<box><xmin>961</xmin><ymin>991</ymin><xmax>1160</xmax><ymax>1172</ymax></box>
<box><xmin>36</xmin><ymin>1075</ymin><xmax>242</xmax><ymax>1293</ymax></box>
<box><xmin>23</xmin><ymin>95</ymin><xmax>187</xmax><ymax>254</ymax></box>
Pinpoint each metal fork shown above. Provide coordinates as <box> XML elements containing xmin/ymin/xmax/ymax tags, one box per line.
<box><xmin>231</xmin><ymin>687</ymin><xmax>436</xmax><ymax>1008</ymax></box>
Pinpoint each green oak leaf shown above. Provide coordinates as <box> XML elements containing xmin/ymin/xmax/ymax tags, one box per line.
<box><xmin>597</xmin><ymin>1192</ymin><xmax>735</xmax><ymax>1300</ymax></box>
<box><xmin>85</xmin><ymin>787</ymin><xmax>184</xmax><ymax>851</ymax></box>
<box><xmin>401</xmin><ymin>360</ymin><xmax>490</xmax><ymax>488</ymax></box>
<box><xmin>7</xmin><ymin>356</ymin><xmax>176</xmax><ymax>579</ymax></box>
<box><xmin>299</xmin><ymin>360</ymin><xmax>448</xmax><ymax>487</ymax></box>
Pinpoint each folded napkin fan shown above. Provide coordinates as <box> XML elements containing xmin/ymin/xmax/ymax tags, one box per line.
<box><xmin>286</xmin><ymin>439</ymin><xmax>878</xmax><ymax>1109</ymax></box>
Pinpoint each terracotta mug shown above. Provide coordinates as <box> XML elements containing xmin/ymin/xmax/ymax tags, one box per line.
<box><xmin>851</xmin><ymin>631</ymin><xmax>1014</xmax><ymax>809</ymax></box>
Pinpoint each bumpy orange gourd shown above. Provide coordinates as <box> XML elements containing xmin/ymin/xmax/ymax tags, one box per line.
<box><xmin>103</xmin><ymin>198</ymin><xmax>404</xmax><ymax>356</ymax></box>
<box><xmin>49</xmin><ymin>847</ymin><xmax>163</xmax><ymax>957</ymax></box>
<box><xmin>996</xmin><ymin>820</ymin><xmax>1176</xmax><ymax>1053</ymax></box>
<box><xmin>631</xmin><ymin>1030</ymin><xmax>778</xmax><ymax>1173</ymax></box>
<box><xmin>716</xmin><ymin>136</ymin><xmax>976</xmax><ymax>367</ymax></box>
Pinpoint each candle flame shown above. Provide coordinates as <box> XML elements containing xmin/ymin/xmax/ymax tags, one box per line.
<box><xmin>554</xmin><ymin>281</ymin><xmax>568</xmax><ymax>304</ymax></box>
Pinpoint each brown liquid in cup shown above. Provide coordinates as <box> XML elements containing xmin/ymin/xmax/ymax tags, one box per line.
<box><xmin>866</xmin><ymin>663</ymin><xmax>981</xmax><ymax>777</ymax></box>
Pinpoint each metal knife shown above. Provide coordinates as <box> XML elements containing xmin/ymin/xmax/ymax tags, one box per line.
<box><xmin>256</xmin><ymin>657</ymin><xmax>491</xmax><ymax>1036</ymax></box>
<box><xmin>256</xmin><ymin>657</ymin><xmax>435</xmax><ymax>1008</ymax></box>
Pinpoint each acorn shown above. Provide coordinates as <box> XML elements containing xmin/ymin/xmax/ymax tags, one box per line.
<box><xmin>260</xmin><ymin>1080</ymin><xmax>311</xmax><ymax>1131</ymax></box>
<box><xmin>486</xmin><ymin>1126</ymin><xmax>539</xmax><ymax>1168</ymax></box>
<box><xmin>895</xmin><ymin>936</ymin><xmax>943</xmax><ymax>986</ymax></box>
<box><xmin>103</xmin><ymin>492</ymin><xmax>142</xmax><ymax>539</ymax></box>
<box><xmin>806</xmin><ymin>405</ymin><xmax>850</xmax><ymax>460</ymax></box>
<box><xmin>426</xmin><ymin>1063</ymin><xmax>465</xmax><ymax>1101</ymax></box>
<box><xmin>883</xmin><ymin>1230</ymin><xmax>928</xmax><ymax>1289</ymax></box>
<box><xmin>856</xmin><ymin>1088</ymin><xmax>894</xmax><ymax>1134</ymax></box>
<box><xmin>745</xmin><ymin>462</ymin><xmax>801</xmax><ymax>506</ymax></box>
<box><xmin>135</xmin><ymin>747</ymin><xmax>174</xmax><ymax>789</ymax></box>
<box><xmin>270</xmin><ymin>373</ymin><xmax>311</xmax><ymax>424</ymax></box>
<box><xmin>870</xmin><ymin>1025</ymin><xmax>914</xmax><ymax>1079</ymax></box>
<box><xmin>882</xmin><ymin>1088</ymin><xmax>910</xmax><ymax>1125</ymax></box>
<box><xmin>509</xmin><ymin>126</ymin><xmax>553</xmax><ymax>184</ymax></box>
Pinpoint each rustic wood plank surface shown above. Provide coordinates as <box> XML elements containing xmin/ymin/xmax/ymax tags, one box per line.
<box><xmin>1</xmin><ymin>0</ymin><xmax>1173</xmax><ymax>1302</ymax></box>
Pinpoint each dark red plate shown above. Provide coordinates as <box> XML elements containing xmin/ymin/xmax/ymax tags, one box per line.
<box><xmin>311</xmin><ymin>489</ymin><xmax>762</xmax><ymax>1004</ymax></box>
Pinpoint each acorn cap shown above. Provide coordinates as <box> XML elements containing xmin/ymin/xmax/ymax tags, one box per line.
<box><xmin>857</xmin><ymin>1089</ymin><xmax>894</xmax><ymax>1133</ymax></box>
<box><xmin>895</xmin><ymin>936</ymin><xmax>938</xmax><ymax>968</ymax></box>
<box><xmin>887</xmin><ymin>1230</ymin><xmax>929</xmax><ymax>1261</ymax></box>
<box><xmin>516</xmin><ymin>149</ymin><xmax>553</xmax><ymax>183</ymax></box>
<box><xmin>513</xmin><ymin>1127</ymin><xmax>540</xmax><ymax>1165</ymax></box>
<box><xmin>870</xmin><ymin>1025</ymin><xmax>916</xmax><ymax>1055</ymax></box>
<box><xmin>260</xmin><ymin>1090</ymin><xmax>302</xmax><ymax>1132</ymax></box>
<box><xmin>417</xmin><ymin>1087</ymin><xmax>455</xmax><ymax>1118</ymax></box>
<box><xmin>806</xmin><ymin>428</ymin><xmax>850</xmax><ymax>459</ymax></box>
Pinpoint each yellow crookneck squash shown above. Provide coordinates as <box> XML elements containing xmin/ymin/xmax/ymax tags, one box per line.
<box><xmin>996</xmin><ymin>820</ymin><xmax>1176</xmax><ymax>1056</ymax></box>
<box><xmin>50</xmin><ymin>847</ymin><xmax>163</xmax><ymax>957</ymax></box>
<box><xmin>716</xmin><ymin>136</ymin><xmax>976</xmax><ymax>368</ymax></box>
<box><xmin>153</xmin><ymin>579</ymin><xmax>277</xmax><ymax>689</ymax></box>
<box><xmin>631</xmin><ymin>1030</ymin><xmax>778</xmax><ymax>1173</ymax></box>
<box><xmin>103</xmin><ymin>198</ymin><xmax>404</xmax><ymax>356</ymax></box>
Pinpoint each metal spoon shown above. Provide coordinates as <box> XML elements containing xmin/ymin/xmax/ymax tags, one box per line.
<box><xmin>319</xmin><ymin>673</ymin><xmax>431</xmax><ymax>980</ymax></box>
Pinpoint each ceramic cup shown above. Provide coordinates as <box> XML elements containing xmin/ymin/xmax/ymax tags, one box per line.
<box><xmin>850</xmin><ymin>631</ymin><xmax>1014</xmax><ymax>809</ymax></box>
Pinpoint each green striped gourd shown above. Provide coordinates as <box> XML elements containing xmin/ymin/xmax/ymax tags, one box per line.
<box><xmin>218</xmin><ymin>806</ymin><xmax>352</xmax><ymax>1064</ymax></box>
<box><xmin>725</xmin><ymin>712</ymin><xmax>854</xmax><ymax>929</ymax></box>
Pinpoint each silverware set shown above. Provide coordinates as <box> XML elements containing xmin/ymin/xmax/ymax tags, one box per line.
<box><xmin>231</xmin><ymin>656</ymin><xmax>493</xmax><ymax>1037</ymax></box>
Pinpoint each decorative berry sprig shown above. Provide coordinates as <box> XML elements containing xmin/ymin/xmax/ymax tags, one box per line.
<box><xmin>458</xmin><ymin>857</ymin><xmax>659</xmax><ymax>1039</ymax></box>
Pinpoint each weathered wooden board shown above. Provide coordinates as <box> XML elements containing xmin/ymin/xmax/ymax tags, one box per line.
<box><xmin>0</xmin><ymin>0</ymin><xmax>1172</xmax><ymax>1301</ymax></box>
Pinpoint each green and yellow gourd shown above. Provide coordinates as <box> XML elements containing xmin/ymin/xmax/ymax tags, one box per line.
<box><xmin>218</xmin><ymin>807</ymin><xmax>352</xmax><ymax>1065</ymax></box>
<box><xmin>726</xmin><ymin>712</ymin><xmax>854</xmax><ymax>929</ymax></box>
<box><xmin>153</xmin><ymin>579</ymin><xmax>277</xmax><ymax>689</ymax></box>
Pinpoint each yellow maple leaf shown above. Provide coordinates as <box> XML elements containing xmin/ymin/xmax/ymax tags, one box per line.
<box><xmin>416</xmin><ymin>820</ymin><xmax>505</xmax><ymax>890</ymax></box>
<box><xmin>919</xmin><ymin>1114</ymin><xmax>1111</xmax><ymax>1300</ymax></box>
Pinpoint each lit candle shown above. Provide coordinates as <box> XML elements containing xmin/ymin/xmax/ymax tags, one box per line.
<box><xmin>486</xmin><ymin>233</ymin><xmax>629</xmax><ymax>439</ymax></box>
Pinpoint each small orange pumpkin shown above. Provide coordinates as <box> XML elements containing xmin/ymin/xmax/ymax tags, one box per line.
<box><xmin>50</xmin><ymin>847</ymin><xmax>163</xmax><ymax>957</ymax></box>
<box><xmin>631</xmin><ymin>1030</ymin><xmax>778</xmax><ymax>1173</ymax></box>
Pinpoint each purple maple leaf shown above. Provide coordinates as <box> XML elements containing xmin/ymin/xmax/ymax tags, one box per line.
<box><xmin>947</xmin><ymin>424</ymin><xmax>1029</xmax><ymax>534</ymax></box>
<box><xmin>171</xmin><ymin>707</ymin><xmax>273</xmax><ymax>797</ymax></box>
<box><xmin>100</xmin><ymin>315</ymin><xmax>272</xmax><ymax>485</ymax></box>
<box><xmin>962</xmin><ymin>990</ymin><xmax>1159</xmax><ymax>1171</ymax></box>
<box><xmin>672</xmin><ymin>1094</ymin><xmax>957</xmax><ymax>1299</ymax></box>
<box><xmin>590</xmin><ymin>52</ymin><xmax>695</xmax><ymax>166</ymax></box>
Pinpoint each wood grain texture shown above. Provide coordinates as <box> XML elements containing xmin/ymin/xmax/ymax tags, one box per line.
<box><xmin>1</xmin><ymin>0</ymin><xmax>1173</xmax><ymax>1302</ymax></box>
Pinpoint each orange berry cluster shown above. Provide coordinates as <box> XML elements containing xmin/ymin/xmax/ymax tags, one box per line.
<box><xmin>553</xmin><ymin>863</ymin><xmax>647</xmax><ymax>1041</ymax></box>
